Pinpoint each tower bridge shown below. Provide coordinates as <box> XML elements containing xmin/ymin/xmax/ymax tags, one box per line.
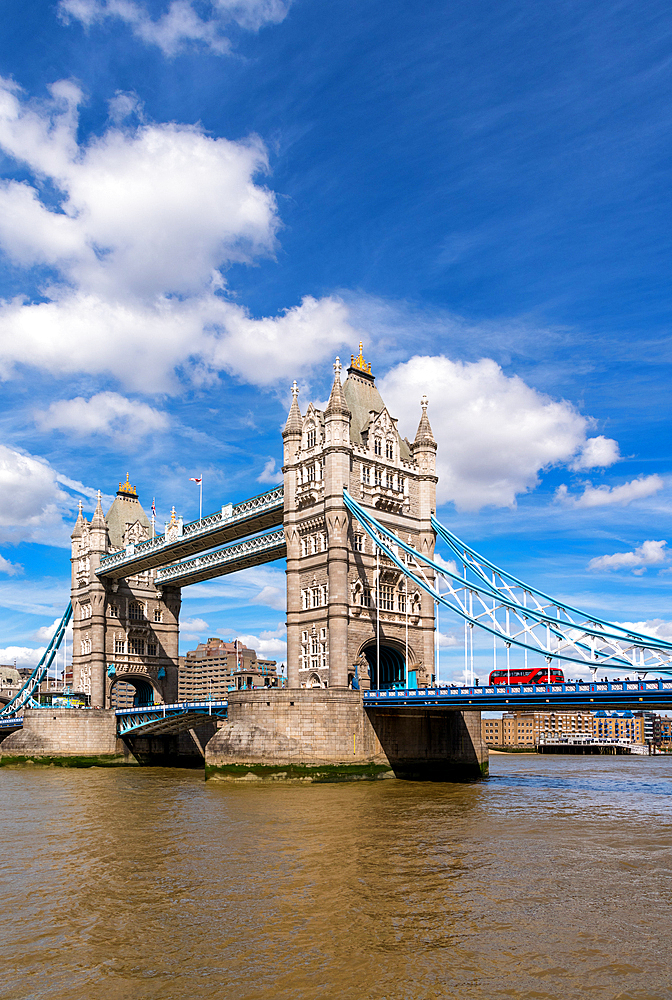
<box><xmin>2</xmin><ymin>343</ymin><xmax>672</xmax><ymax>779</ymax></box>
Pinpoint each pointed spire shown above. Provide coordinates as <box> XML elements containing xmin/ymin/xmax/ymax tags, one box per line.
<box><xmin>91</xmin><ymin>489</ymin><xmax>106</xmax><ymax>527</ymax></box>
<box><xmin>283</xmin><ymin>380</ymin><xmax>302</xmax><ymax>437</ymax></box>
<box><xmin>71</xmin><ymin>499</ymin><xmax>86</xmax><ymax>539</ymax></box>
<box><xmin>413</xmin><ymin>394</ymin><xmax>436</xmax><ymax>449</ymax></box>
<box><xmin>325</xmin><ymin>357</ymin><xmax>350</xmax><ymax>417</ymax></box>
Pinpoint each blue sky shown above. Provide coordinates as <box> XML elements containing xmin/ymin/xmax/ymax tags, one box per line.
<box><xmin>1</xmin><ymin>0</ymin><xmax>671</xmax><ymax>678</ymax></box>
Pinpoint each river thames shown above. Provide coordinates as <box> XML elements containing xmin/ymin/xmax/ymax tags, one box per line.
<box><xmin>1</xmin><ymin>754</ymin><xmax>671</xmax><ymax>1000</ymax></box>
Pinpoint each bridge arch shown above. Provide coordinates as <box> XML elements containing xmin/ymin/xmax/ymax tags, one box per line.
<box><xmin>359</xmin><ymin>637</ymin><xmax>418</xmax><ymax>690</ymax></box>
<box><xmin>109</xmin><ymin>674</ymin><xmax>161</xmax><ymax>708</ymax></box>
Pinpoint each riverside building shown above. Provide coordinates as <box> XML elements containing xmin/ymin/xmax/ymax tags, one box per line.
<box><xmin>482</xmin><ymin>709</ymin><xmax>646</xmax><ymax>748</ymax></box>
<box><xmin>178</xmin><ymin>637</ymin><xmax>279</xmax><ymax>701</ymax></box>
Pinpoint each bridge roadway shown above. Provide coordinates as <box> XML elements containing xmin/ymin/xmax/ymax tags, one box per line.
<box><xmin>363</xmin><ymin>677</ymin><xmax>672</xmax><ymax>710</ymax></box>
<box><xmin>96</xmin><ymin>486</ymin><xmax>284</xmax><ymax>580</ymax></box>
<box><xmin>116</xmin><ymin>700</ymin><xmax>229</xmax><ymax>736</ymax></box>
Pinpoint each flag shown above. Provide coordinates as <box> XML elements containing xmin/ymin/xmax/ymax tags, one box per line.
<box><xmin>151</xmin><ymin>498</ymin><xmax>156</xmax><ymax>517</ymax></box>
<box><xmin>189</xmin><ymin>477</ymin><xmax>202</xmax><ymax>484</ymax></box>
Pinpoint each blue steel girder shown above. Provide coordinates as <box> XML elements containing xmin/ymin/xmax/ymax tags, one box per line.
<box><xmin>154</xmin><ymin>529</ymin><xmax>286</xmax><ymax>587</ymax></box>
<box><xmin>0</xmin><ymin>602</ymin><xmax>72</xmax><ymax>719</ymax></box>
<box><xmin>363</xmin><ymin>678</ymin><xmax>672</xmax><ymax>711</ymax></box>
<box><xmin>342</xmin><ymin>489</ymin><xmax>672</xmax><ymax>674</ymax></box>
<box><xmin>116</xmin><ymin>701</ymin><xmax>228</xmax><ymax>736</ymax></box>
<box><xmin>97</xmin><ymin>486</ymin><xmax>284</xmax><ymax>580</ymax></box>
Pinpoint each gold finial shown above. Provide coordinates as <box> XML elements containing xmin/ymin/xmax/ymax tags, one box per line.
<box><xmin>118</xmin><ymin>473</ymin><xmax>137</xmax><ymax>497</ymax></box>
<box><xmin>169</xmin><ymin>506</ymin><xmax>178</xmax><ymax>525</ymax></box>
<box><xmin>350</xmin><ymin>341</ymin><xmax>372</xmax><ymax>374</ymax></box>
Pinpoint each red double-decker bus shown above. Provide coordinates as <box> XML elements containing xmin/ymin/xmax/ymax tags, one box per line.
<box><xmin>489</xmin><ymin>666</ymin><xmax>564</xmax><ymax>685</ymax></box>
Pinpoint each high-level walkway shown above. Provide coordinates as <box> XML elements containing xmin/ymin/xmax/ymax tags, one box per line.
<box><xmin>96</xmin><ymin>486</ymin><xmax>283</xmax><ymax>580</ymax></box>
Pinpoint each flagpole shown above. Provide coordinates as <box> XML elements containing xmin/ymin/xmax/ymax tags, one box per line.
<box><xmin>200</xmin><ymin>475</ymin><xmax>203</xmax><ymax>520</ymax></box>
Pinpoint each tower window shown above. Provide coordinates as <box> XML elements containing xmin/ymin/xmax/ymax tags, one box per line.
<box><xmin>147</xmin><ymin>642</ymin><xmax>158</xmax><ymax>656</ymax></box>
<box><xmin>307</xmin><ymin>429</ymin><xmax>316</xmax><ymax>449</ymax></box>
<box><xmin>129</xmin><ymin>603</ymin><xmax>144</xmax><ymax>621</ymax></box>
<box><xmin>129</xmin><ymin>638</ymin><xmax>145</xmax><ymax>655</ymax></box>
<box><xmin>381</xmin><ymin>585</ymin><xmax>394</xmax><ymax>611</ymax></box>
<box><xmin>153</xmin><ymin>608</ymin><xmax>162</xmax><ymax>623</ymax></box>
<box><xmin>374</xmin><ymin>439</ymin><xmax>382</xmax><ymax>456</ymax></box>
<box><xmin>362</xmin><ymin>466</ymin><xmax>371</xmax><ymax>485</ymax></box>
<box><xmin>375</xmin><ymin>469</ymin><xmax>382</xmax><ymax>486</ymax></box>
<box><xmin>307</xmin><ymin>464</ymin><xmax>316</xmax><ymax>481</ymax></box>
<box><xmin>354</xmin><ymin>534</ymin><xmax>363</xmax><ymax>552</ymax></box>
<box><xmin>385</xmin><ymin>441</ymin><xmax>394</xmax><ymax>460</ymax></box>
<box><xmin>109</xmin><ymin>605</ymin><xmax>118</xmax><ymax>618</ymax></box>
<box><xmin>114</xmin><ymin>638</ymin><xmax>125</xmax><ymax>654</ymax></box>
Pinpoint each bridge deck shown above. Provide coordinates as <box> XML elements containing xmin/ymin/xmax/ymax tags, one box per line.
<box><xmin>116</xmin><ymin>701</ymin><xmax>228</xmax><ymax>736</ymax></box>
<box><xmin>96</xmin><ymin>487</ymin><xmax>283</xmax><ymax>580</ymax></box>
<box><xmin>363</xmin><ymin>678</ymin><xmax>672</xmax><ymax>711</ymax></box>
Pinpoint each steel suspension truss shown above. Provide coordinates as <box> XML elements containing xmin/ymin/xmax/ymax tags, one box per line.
<box><xmin>342</xmin><ymin>490</ymin><xmax>672</xmax><ymax>675</ymax></box>
<box><xmin>0</xmin><ymin>602</ymin><xmax>73</xmax><ymax>718</ymax></box>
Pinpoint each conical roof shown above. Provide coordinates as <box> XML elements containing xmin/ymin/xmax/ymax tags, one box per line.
<box><xmin>413</xmin><ymin>395</ymin><xmax>436</xmax><ymax>449</ymax></box>
<box><xmin>71</xmin><ymin>500</ymin><xmax>87</xmax><ymax>539</ymax></box>
<box><xmin>283</xmin><ymin>381</ymin><xmax>302</xmax><ymax>436</ymax></box>
<box><xmin>325</xmin><ymin>358</ymin><xmax>350</xmax><ymax>417</ymax></box>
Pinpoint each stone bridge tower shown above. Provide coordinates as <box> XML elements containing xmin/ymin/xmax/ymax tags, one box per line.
<box><xmin>283</xmin><ymin>345</ymin><xmax>438</xmax><ymax>690</ymax></box>
<box><xmin>70</xmin><ymin>476</ymin><xmax>180</xmax><ymax>708</ymax></box>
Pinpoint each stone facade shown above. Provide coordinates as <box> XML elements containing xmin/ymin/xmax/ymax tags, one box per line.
<box><xmin>282</xmin><ymin>345</ymin><xmax>438</xmax><ymax>691</ymax></box>
<box><xmin>71</xmin><ymin>476</ymin><xmax>180</xmax><ymax>709</ymax></box>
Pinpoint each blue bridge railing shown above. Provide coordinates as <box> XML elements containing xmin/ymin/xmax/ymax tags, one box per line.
<box><xmin>363</xmin><ymin>678</ymin><xmax>672</xmax><ymax>710</ymax></box>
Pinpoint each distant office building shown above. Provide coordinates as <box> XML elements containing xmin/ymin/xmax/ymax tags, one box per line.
<box><xmin>178</xmin><ymin>637</ymin><xmax>280</xmax><ymax>701</ymax></box>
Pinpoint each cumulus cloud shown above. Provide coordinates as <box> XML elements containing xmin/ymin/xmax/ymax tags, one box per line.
<box><xmin>570</xmin><ymin>435</ymin><xmax>621</xmax><ymax>471</ymax></box>
<box><xmin>0</xmin><ymin>645</ymin><xmax>46</xmax><ymax>668</ymax></box>
<box><xmin>36</xmin><ymin>392</ymin><xmax>169</xmax><ymax>439</ymax></box>
<box><xmin>250</xmin><ymin>585</ymin><xmax>285</xmax><ymax>610</ymax></box>
<box><xmin>612</xmin><ymin>618</ymin><xmax>672</xmax><ymax>640</ymax></box>
<box><xmin>378</xmin><ymin>355</ymin><xmax>619</xmax><ymax>511</ymax></box>
<box><xmin>556</xmin><ymin>475</ymin><xmax>663</xmax><ymax>508</ymax></box>
<box><xmin>31</xmin><ymin>618</ymin><xmax>73</xmax><ymax>642</ymax></box>
<box><xmin>58</xmin><ymin>0</ymin><xmax>290</xmax><ymax>56</ymax></box>
<box><xmin>588</xmin><ymin>540</ymin><xmax>667</xmax><ymax>574</ymax></box>
<box><xmin>180</xmin><ymin>616</ymin><xmax>209</xmax><ymax>640</ymax></box>
<box><xmin>0</xmin><ymin>555</ymin><xmax>22</xmax><ymax>576</ymax></box>
<box><xmin>228</xmin><ymin>623</ymin><xmax>286</xmax><ymax>660</ymax></box>
<box><xmin>256</xmin><ymin>458</ymin><xmax>283</xmax><ymax>484</ymax></box>
<box><xmin>0</xmin><ymin>444</ymin><xmax>107</xmax><ymax>545</ymax></box>
<box><xmin>0</xmin><ymin>78</ymin><xmax>358</xmax><ymax>392</ymax></box>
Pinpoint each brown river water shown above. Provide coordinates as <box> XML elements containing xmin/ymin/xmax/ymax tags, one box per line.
<box><xmin>1</xmin><ymin>754</ymin><xmax>671</xmax><ymax>1000</ymax></box>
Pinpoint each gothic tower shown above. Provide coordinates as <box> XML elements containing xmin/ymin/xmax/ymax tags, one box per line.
<box><xmin>282</xmin><ymin>345</ymin><xmax>438</xmax><ymax>690</ymax></box>
<box><xmin>70</xmin><ymin>476</ymin><xmax>180</xmax><ymax>707</ymax></box>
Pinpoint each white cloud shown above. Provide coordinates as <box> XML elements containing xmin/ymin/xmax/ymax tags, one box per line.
<box><xmin>378</xmin><ymin>355</ymin><xmax>619</xmax><ymax>511</ymax></box>
<box><xmin>0</xmin><ymin>645</ymin><xmax>46</xmax><ymax>668</ymax></box>
<box><xmin>36</xmin><ymin>392</ymin><xmax>169</xmax><ymax>439</ymax></box>
<box><xmin>228</xmin><ymin>623</ymin><xmax>286</xmax><ymax>660</ymax></box>
<box><xmin>0</xmin><ymin>555</ymin><xmax>22</xmax><ymax>576</ymax></box>
<box><xmin>250</xmin><ymin>585</ymin><xmax>285</xmax><ymax>610</ymax></box>
<box><xmin>0</xmin><ymin>79</ymin><xmax>358</xmax><ymax>392</ymax></box>
<box><xmin>612</xmin><ymin>618</ymin><xmax>672</xmax><ymax>640</ymax></box>
<box><xmin>556</xmin><ymin>475</ymin><xmax>663</xmax><ymax>509</ymax></box>
<box><xmin>434</xmin><ymin>553</ymin><xmax>459</xmax><ymax>577</ymax></box>
<box><xmin>0</xmin><ymin>444</ymin><xmax>109</xmax><ymax>546</ymax></box>
<box><xmin>257</xmin><ymin>458</ymin><xmax>283</xmax><ymax>484</ymax></box>
<box><xmin>570</xmin><ymin>435</ymin><xmax>620</xmax><ymax>471</ymax></box>
<box><xmin>58</xmin><ymin>0</ymin><xmax>291</xmax><ymax>57</ymax></box>
<box><xmin>181</xmin><ymin>617</ymin><xmax>209</xmax><ymax>633</ymax></box>
<box><xmin>31</xmin><ymin>619</ymin><xmax>73</xmax><ymax>642</ymax></box>
<box><xmin>0</xmin><ymin>444</ymin><xmax>73</xmax><ymax>544</ymax></box>
<box><xmin>588</xmin><ymin>540</ymin><xmax>667</xmax><ymax>574</ymax></box>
